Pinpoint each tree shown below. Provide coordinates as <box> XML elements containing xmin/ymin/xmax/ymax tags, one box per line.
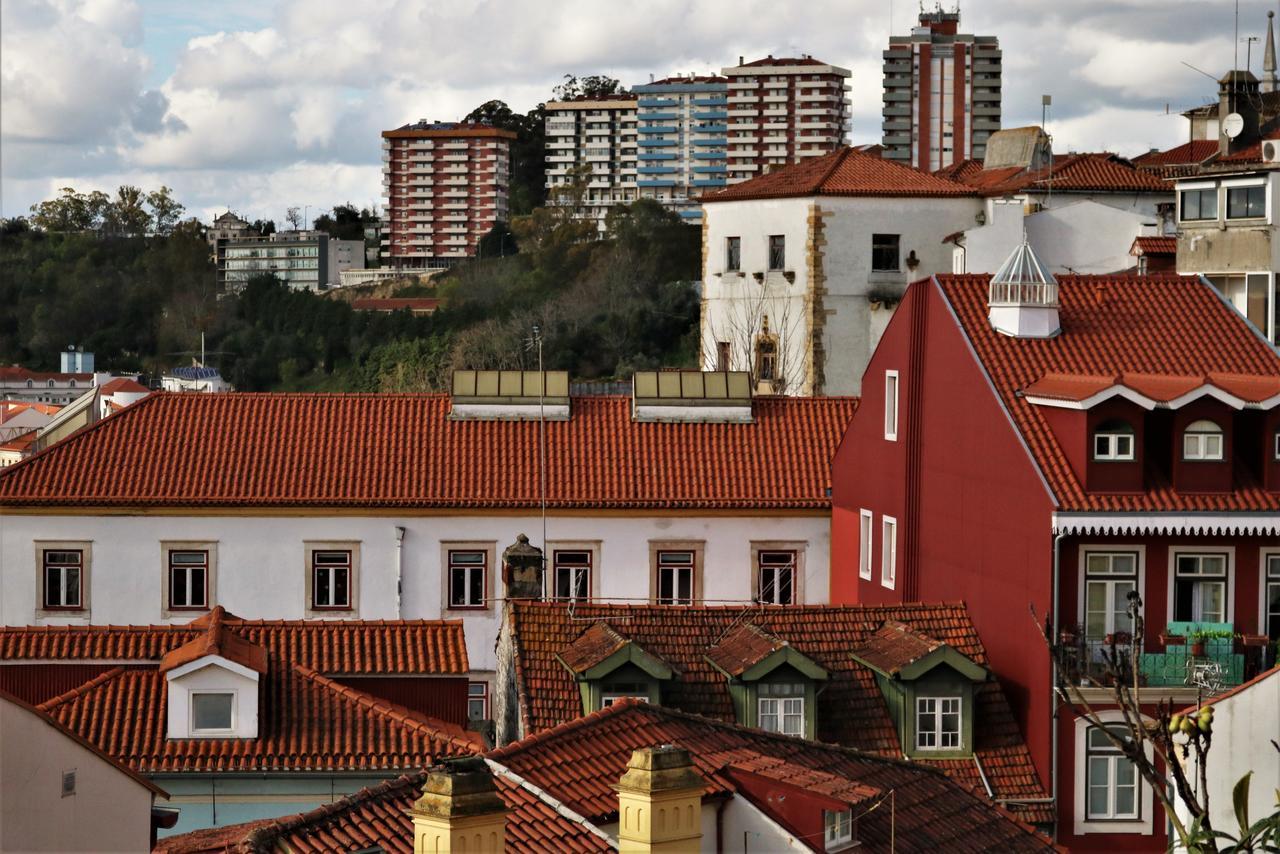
<box><xmin>312</xmin><ymin>204</ymin><xmax>371</xmax><ymax>241</ymax></box>
<box><xmin>146</xmin><ymin>186</ymin><xmax>185</xmax><ymax>235</ymax></box>
<box><xmin>28</xmin><ymin>187</ymin><xmax>95</xmax><ymax>232</ymax></box>
<box><xmin>477</xmin><ymin>222</ymin><xmax>516</xmax><ymax>259</ymax></box>
<box><xmin>285</xmin><ymin>207</ymin><xmax>303</xmax><ymax>231</ymax></box>
<box><xmin>103</xmin><ymin>185</ymin><xmax>151</xmax><ymax>237</ymax></box>
<box><xmin>552</xmin><ymin>74</ymin><xmax>624</xmax><ymax>100</ymax></box>
<box><xmin>250</xmin><ymin>219</ymin><xmax>276</xmax><ymax>237</ymax></box>
<box><xmin>464</xmin><ymin>99</ymin><xmax>546</xmax><ymax>215</ymax></box>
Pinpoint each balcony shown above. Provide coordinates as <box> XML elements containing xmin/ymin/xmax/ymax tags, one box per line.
<box><xmin>694</xmin><ymin>110</ymin><xmax>728</xmax><ymax>121</ymax></box>
<box><xmin>638</xmin><ymin>112</ymin><xmax>679</xmax><ymax>121</ymax></box>
<box><xmin>1061</xmin><ymin>622</ymin><xmax>1270</xmax><ymax>690</ymax></box>
<box><xmin>637</xmin><ymin>97</ymin><xmax>678</xmax><ymax>107</ymax></box>
<box><xmin>693</xmin><ymin>97</ymin><xmax>728</xmax><ymax>106</ymax></box>
<box><xmin>639</xmin><ymin>125</ymin><xmax>679</xmax><ymax>134</ymax></box>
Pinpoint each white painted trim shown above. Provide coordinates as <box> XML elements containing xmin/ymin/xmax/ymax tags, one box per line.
<box><xmin>1259</xmin><ymin>548</ymin><xmax>1280</xmax><ymax>635</ymax></box>
<box><xmin>1177</xmin><ymin>180</ymin><xmax>1216</xmax><ymax>191</ymax></box>
<box><xmin>881</xmin><ymin>515</ymin><xmax>898</xmax><ymax>590</ymax></box>
<box><xmin>858</xmin><ymin>509</ymin><xmax>874</xmax><ymax>581</ymax></box>
<box><xmin>189</xmin><ymin>688</ymin><xmax>238</xmax><ymax>737</ymax></box>
<box><xmin>1166</xmin><ymin>546</ymin><xmax>1236</xmax><ymax>627</ymax></box>
<box><xmin>632</xmin><ymin>404</ymin><xmax>753</xmax><ymax>424</ymax></box>
<box><xmin>884</xmin><ymin>370</ymin><xmax>899</xmax><ymax>442</ymax></box>
<box><xmin>1165</xmin><ymin>386</ymin><xmax>1246</xmax><ymax>411</ymax></box>
<box><xmin>1220</xmin><ymin>177</ymin><xmax>1267</xmax><ymax>188</ymax></box>
<box><xmin>1076</xmin><ymin>546</ymin><xmax>1147</xmax><ymax>638</ymax></box>
<box><xmin>1025</xmin><ymin>387</ymin><xmax>1156</xmax><ymax>412</ymax></box>
<box><xmin>484</xmin><ymin>759</ymin><xmax>615</xmax><ymax>845</ymax></box>
<box><xmin>165</xmin><ymin>654</ymin><xmax>261</xmax><ymax>683</ymax></box>
<box><xmin>1072</xmin><ymin>711</ymin><xmax>1155</xmax><ymax>836</ymax></box>
<box><xmin>1053</xmin><ymin>513</ymin><xmax>1280</xmax><ymax>536</ymax></box>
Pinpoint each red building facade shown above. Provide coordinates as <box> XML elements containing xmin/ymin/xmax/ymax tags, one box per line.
<box><xmin>831</xmin><ymin>270</ymin><xmax>1280</xmax><ymax>850</ymax></box>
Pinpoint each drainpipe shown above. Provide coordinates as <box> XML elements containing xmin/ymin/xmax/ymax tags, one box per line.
<box><xmin>1050</xmin><ymin>530</ymin><xmax>1065</xmax><ymax>843</ymax></box>
<box><xmin>715</xmin><ymin>795</ymin><xmax>729</xmax><ymax>854</ymax></box>
<box><xmin>394</xmin><ymin>526</ymin><xmax>406</xmax><ymax>618</ymax></box>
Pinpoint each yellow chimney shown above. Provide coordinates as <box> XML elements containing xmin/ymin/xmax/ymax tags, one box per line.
<box><xmin>410</xmin><ymin>757</ymin><xmax>508</xmax><ymax>854</ymax></box>
<box><xmin>614</xmin><ymin>745</ymin><xmax>705</xmax><ymax>853</ymax></box>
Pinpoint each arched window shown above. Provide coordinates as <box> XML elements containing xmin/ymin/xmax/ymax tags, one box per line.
<box><xmin>68</xmin><ymin>380</ymin><xmax>75</xmax><ymax>388</ymax></box>
<box><xmin>25</xmin><ymin>380</ymin><xmax>32</xmax><ymax>388</ymax></box>
<box><xmin>1183</xmin><ymin>419</ymin><xmax>1225</xmax><ymax>461</ymax></box>
<box><xmin>1093</xmin><ymin>419</ymin><xmax>1135</xmax><ymax>461</ymax></box>
<box><xmin>47</xmin><ymin>380</ymin><xmax>54</xmax><ymax>388</ymax></box>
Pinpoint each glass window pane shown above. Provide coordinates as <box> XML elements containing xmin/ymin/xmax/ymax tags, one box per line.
<box><xmin>316</xmin><ymin>568</ymin><xmax>330</xmax><ymax>605</ymax></box>
<box><xmin>63</xmin><ymin>568</ymin><xmax>79</xmax><ymax>606</ymax></box>
<box><xmin>45</xmin><ymin>566</ymin><xmax>62</xmax><ymax>606</ymax></box>
<box><xmin>468</xmin><ymin>568</ymin><xmax>483</xmax><ymax>605</ymax></box>
<box><xmin>172</xmin><ymin>567</ymin><xmax>187</xmax><ymax>605</ymax></box>
<box><xmin>334</xmin><ymin>568</ymin><xmax>349</xmax><ymax>606</ymax></box>
<box><xmin>450</xmin><ymin>567</ymin><xmax>466</xmax><ymax>605</ymax></box>
<box><xmin>192</xmin><ymin>693</ymin><xmax>233</xmax><ymax>730</ymax></box>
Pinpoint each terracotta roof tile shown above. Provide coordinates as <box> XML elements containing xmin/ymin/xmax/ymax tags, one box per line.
<box><xmin>489</xmin><ymin>701</ymin><xmax>1055</xmax><ymax>849</ymax></box>
<box><xmin>704</xmin><ymin>623</ymin><xmax>788</xmax><ymax>676</ymax></box>
<box><xmin>1131</xmin><ymin>236</ymin><xmax>1177</xmax><ymax>256</ymax></box>
<box><xmin>1133</xmin><ymin>140</ymin><xmax>1220</xmax><ymax>168</ymax></box>
<box><xmin>507</xmin><ymin>602</ymin><xmax>1051</xmax><ymax>823</ymax></box>
<box><xmin>158</xmin><ymin>607</ymin><xmax>269</xmax><ymax>675</ymax></box>
<box><xmin>555</xmin><ymin>622</ymin><xmax>630</xmax><ymax>674</ymax></box>
<box><xmin>704</xmin><ymin>147</ymin><xmax>976</xmax><ymax>203</ymax></box>
<box><xmin>0</xmin><ymin>394</ymin><xmax>855</xmax><ymax>510</ymax></box>
<box><xmin>848</xmin><ymin>620</ymin><xmax>951</xmax><ymax>676</ymax></box>
<box><xmin>945</xmin><ymin>153</ymin><xmax>1169</xmax><ymax>195</ymax></box>
<box><xmin>98</xmin><ymin>377</ymin><xmax>150</xmax><ymax>394</ymax></box>
<box><xmin>936</xmin><ymin>274</ymin><xmax>1280</xmax><ymax>512</ymax></box>
<box><xmin>736</xmin><ymin>56</ymin><xmax>832</xmax><ymax>68</ymax></box>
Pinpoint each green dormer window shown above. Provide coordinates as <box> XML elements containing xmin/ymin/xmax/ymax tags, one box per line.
<box><xmin>705</xmin><ymin>623</ymin><xmax>828</xmax><ymax>738</ymax></box>
<box><xmin>556</xmin><ymin>622</ymin><xmax>675</xmax><ymax>714</ymax></box>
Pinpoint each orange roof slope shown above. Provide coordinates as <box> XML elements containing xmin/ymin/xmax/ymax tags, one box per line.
<box><xmin>1133</xmin><ymin>140</ymin><xmax>1219</xmax><ymax>168</ymax></box>
<box><xmin>99</xmin><ymin>377</ymin><xmax>149</xmax><ymax>394</ymax></box>
<box><xmin>704</xmin><ymin>147</ymin><xmax>975</xmax><ymax>202</ymax></box>
<box><xmin>158</xmin><ymin>607</ymin><xmax>269</xmax><ymax>674</ymax></box>
<box><xmin>848</xmin><ymin>620</ymin><xmax>950</xmax><ymax>675</ymax></box>
<box><xmin>704</xmin><ymin>622</ymin><xmax>789</xmax><ymax>676</ymax></box>
<box><xmin>936</xmin><ymin>274</ymin><xmax>1280</xmax><ymax>512</ymax></box>
<box><xmin>1131</xmin><ymin>236</ymin><xmax>1177</xmax><ymax>256</ymax></box>
<box><xmin>507</xmin><ymin>601</ymin><xmax>1050</xmax><ymax>823</ymax></box>
<box><xmin>488</xmin><ymin>701</ymin><xmax>1054</xmax><ymax>851</ymax></box>
<box><xmin>0</xmin><ymin>393</ymin><xmax>855</xmax><ymax>510</ymax></box>
<box><xmin>944</xmin><ymin>153</ymin><xmax>1168</xmax><ymax>195</ymax></box>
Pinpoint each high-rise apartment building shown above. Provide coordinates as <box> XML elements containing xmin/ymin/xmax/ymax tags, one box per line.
<box><xmin>381</xmin><ymin>122</ymin><xmax>515</xmax><ymax>268</ymax></box>
<box><xmin>544</xmin><ymin>95</ymin><xmax>639</xmax><ymax>230</ymax></box>
<box><xmin>881</xmin><ymin>9</ymin><xmax>1001</xmax><ymax>171</ymax></box>
<box><xmin>631</xmin><ymin>76</ymin><xmax>729</xmax><ymax>224</ymax></box>
<box><xmin>721</xmin><ymin>56</ymin><xmax>852</xmax><ymax>184</ymax></box>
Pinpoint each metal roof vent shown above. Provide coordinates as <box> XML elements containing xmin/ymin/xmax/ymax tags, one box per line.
<box><xmin>988</xmin><ymin>237</ymin><xmax>1060</xmax><ymax>339</ymax></box>
<box><xmin>632</xmin><ymin>371</ymin><xmax>753</xmax><ymax>423</ymax></box>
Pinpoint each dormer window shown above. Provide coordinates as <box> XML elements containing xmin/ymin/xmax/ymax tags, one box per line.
<box><xmin>916</xmin><ymin>696</ymin><xmax>962</xmax><ymax>750</ymax></box>
<box><xmin>558</xmin><ymin>622</ymin><xmax>674</xmax><ymax>713</ymax></box>
<box><xmin>705</xmin><ymin>623</ymin><xmax>828</xmax><ymax>737</ymax></box>
<box><xmin>1183</xmin><ymin>419</ymin><xmax>1224</xmax><ymax>461</ymax></box>
<box><xmin>191</xmin><ymin>691</ymin><xmax>235</xmax><ymax>734</ymax></box>
<box><xmin>160</xmin><ymin>607</ymin><xmax>265</xmax><ymax>740</ymax></box>
<box><xmin>758</xmin><ymin>682</ymin><xmax>805</xmax><ymax>736</ymax></box>
<box><xmin>1093</xmin><ymin>420</ymin><xmax>1135</xmax><ymax>461</ymax></box>
<box><xmin>824</xmin><ymin>810</ymin><xmax>853</xmax><ymax>850</ymax></box>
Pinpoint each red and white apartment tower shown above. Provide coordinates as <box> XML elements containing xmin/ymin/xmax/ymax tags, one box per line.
<box><xmin>721</xmin><ymin>56</ymin><xmax>852</xmax><ymax>184</ymax></box>
<box><xmin>381</xmin><ymin>122</ymin><xmax>516</xmax><ymax>269</ymax></box>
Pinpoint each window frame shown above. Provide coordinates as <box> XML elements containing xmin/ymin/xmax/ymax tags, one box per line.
<box><xmin>870</xmin><ymin>233</ymin><xmax>901</xmax><ymax>272</ymax></box>
<box><xmin>35</xmin><ymin>543</ymin><xmax>90</xmax><ymax>617</ymax></box>
<box><xmin>304</xmin><ymin>542</ymin><xmax>360</xmax><ymax>617</ymax></box>
<box><xmin>1225</xmin><ymin>184</ymin><xmax>1266</xmax><ymax>220</ymax></box>
<box><xmin>650</xmin><ymin>541</ymin><xmax>703</xmax><ymax>606</ymax></box>
<box><xmin>1072</xmin><ymin>713</ymin><xmax>1154</xmax><ymax>835</ymax></box>
<box><xmin>858</xmin><ymin>510</ymin><xmax>874</xmax><ymax>581</ymax></box>
<box><xmin>725</xmin><ymin>235</ymin><xmax>741</xmax><ymax>272</ymax></box>
<box><xmin>447</xmin><ymin>549</ymin><xmax>489</xmax><ymax>610</ymax></box>
<box><xmin>41</xmin><ymin>548</ymin><xmax>84</xmax><ymax>611</ymax></box>
<box><xmin>754</xmin><ymin>334</ymin><xmax>778</xmax><ymax>383</ymax></box>
<box><xmin>601</xmin><ymin>682</ymin><xmax>651</xmax><ymax>707</ymax></box>
<box><xmin>767</xmin><ymin>234</ymin><xmax>786</xmax><ymax>271</ymax></box>
<box><xmin>758</xmin><ymin>682</ymin><xmax>806</xmax><ymax>737</ymax></box>
<box><xmin>754</xmin><ymin>546</ymin><xmax>800</xmax><ymax>605</ymax></box>
<box><xmin>165</xmin><ymin>547</ymin><xmax>212</xmax><ymax>613</ymax></box>
<box><xmin>1262</xmin><ymin>550</ymin><xmax>1280</xmax><ymax>642</ymax></box>
<box><xmin>880</xmin><ymin>516</ymin><xmax>898</xmax><ymax>590</ymax></box>
<box><xmin>824</xmin><ymin>809</ymin><xmax>854</xmax><ymax>850</ymax></box>
<box><xmin>1092</xmin><ymin>421</ymin><xmax>1136</xmax><ymax>462</ymax></box>
<box><xmin>1080</xmin><ymin>550</ymin><xmax>1142</xmax><ymax>642</ymax></box>
<box><xmin>550</xmin><ymin>548</ymin><xmax>593</xmax><ymax>602</ymax></box>
<box><xmin>1182</xmin><ymin>419</ymin><xmax>1225</xmax><ymax>461</ymax></box>
<box><xmin>884</xmin><ymin>370</ymin><xmax>899</xmax><ymax>441</ymax></box>
<box><xmin>190</xmin><ymin>690</ymin><xmax>237</xmax><ymax>736</ymax></box>
<box><xmin>310</xmin><ymin>549</ymin><xmax>354</xmax><ymax>611</ymax></box>
<box><xmin>915</xmin><ymin>695</ymin><xmax>962</xmax><ymax>751</ymax></box>
<box><xmin>1169</xmin><ymin>549</ymin><xmax>1233</xmax><ymax>626</ymax></box>
<box><xmin>467</xmin><ymin>681</ymin><xmax>490</xmax><ymax>722</ymax></box>
<box><xmin>1179</xmin><ymin>186</ymin><xmax>1218</xmax><ymax>222</ymax></box>
<box><xmin>1084</xmin><ymin>724</ymin><xmax>1141</xmax><ymax>821</ymax></box>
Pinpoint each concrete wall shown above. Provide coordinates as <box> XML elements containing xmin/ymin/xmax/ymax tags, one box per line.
<box><xmin>1</xmin><ymin>512</ymin><xmax>830</xmax><ymax>674</ymax></box>
<box><xmin>701</xmin><ymin>194</ymin><xmax>980</xmax><ymax>396</ymax></box>
<box><xmin>0</xmin><ymin>694</ymin><xmax>156</xmax><ymax>852</ymax></box>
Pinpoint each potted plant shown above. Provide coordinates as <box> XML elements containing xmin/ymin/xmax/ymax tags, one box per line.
<box><xmin>1160</xmin><ymin>627</ymin><xmax>1186</xmax><ymax>646</ymax></box>
<box><xmin>1239</xmin><ymin>632</ymin><xmax>1269</xmax><ymax>648</ymax></box>
<box><xmin>1188</xmin><ymin>627</ymin><xmax>1233</xmax><ymax>657</ymax></box>
<box><xmin>1058</xmin><ymin>624</ymin><xmax>1081</xmax><ymax>646</ymax></box>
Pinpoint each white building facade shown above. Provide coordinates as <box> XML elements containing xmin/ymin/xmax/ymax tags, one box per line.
<box><xmin>544</xmin><ymin>95</ymin><xmax>639</xmax><ymax>229</ymax></box>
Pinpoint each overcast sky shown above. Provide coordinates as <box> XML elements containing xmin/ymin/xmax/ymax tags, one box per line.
<box><xmin>0</xmin><ymin>0</ymin><xmax>1269</xmax><ymax>222</ymax></box>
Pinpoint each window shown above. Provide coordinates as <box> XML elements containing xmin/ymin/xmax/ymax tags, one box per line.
<box><xmin>448</xmin><ymin>550</ymin><xmax>487</xmax><ymax>609</ymax></box>
<box><xmin>552</xmin><ymin>550</ymin><xmax>591</xmax><ymax>601</ymax></box>
<box><xmin>1274</xmin><ymin>431</ymin><xmax>1280</xmax><ymax>461</ymax></box>
<box><xmin>1093</xmin><ymin>420</ymin><xmax>1135</xmax><ymax>461</ymax></box>
<box><xmin>61</xmin><ymin>770</ymin><xmax>76</xmax><ymax>798</ymax></box>
<box><xmin>311</xmin><ymin>550</ymin><xmax>352</xmax><ymax>610</ymax></box>
<box><xmin>755</xmin><ymin>335</ymin><xmax>777</xmax><ymax>382</ymax></box>
<box><xmin>725</xmin><ymin>236</ymin><xmax>741</xmax><ymax>271</ymax></box>
<box><xmin>656</xmin><ymin>550</ymin><xmax>695</xmax><ymax>605</ymax></box>
<box><xmin>191</xmin><ymin>692</ymin><xmax>235</xmax><ymax>734</ymax></box>
<box><xmin>871</xmin><ymin>233</ymin><xmax>900</xmax><ymax>271</ymax></box>
<box><xmin>859</xmin><ymin>510</ymin><xmax>874</xmax><ymax>580</ymax></box>
<box><xmin>168</xmin><ymin>550</ymin><xmax>209</xmax><ymax>610</ymax></box>
<box><xmin>916</xmin><ymin>696</ymin><xmax>961</xmax><ymax>750</ymax></box>
<box><xmin>767</xmin><ymin>234</ymin><xmax>786</xmax><ymax>270</ymax></box>
<box><xmin>1226</xmin><ymin>185</ymin><xmax>1265</xmax><ymax>219</ymax></box>
<box><xmin>884</xmin><ymin>371</ymin><xmax>899</xmax><ymax>441</ymax></box>
<box><xmin>1265</xmin><ymin>554</ymin><xmax>1280</xmax><ymax>640</ymax></box>
<box><xmin>1180</xmin><ymin>187</ymin><xmax>1217</xmax><ymax>221</ymax></box>
<box><xmin>716</xmin><ymin>341</ymin><xmax>731</xmax><ymax>372</ymax></box>
<box><xmin>1084</xmin><ymin>552</ymin><xmax>1138</xmax><ymax>640</ymax></box>
<box><xmin>824</xmin><ymin>810</ymin><xmax>853</xmax><ymax>850</ymax></box>
<box><xmin>881</xmin><ymin>516</ymin><xmax>897</xmax><ymax>589</ymax></box>
<box><xmin>467</xmin><ymin>682</ymin><xmax>490</xmax><ymax>722</ymax></box>
<box><xmin>1183</xmin><ymin>419</ymin><xmax>1224</xmax><ymax>461</ymax></box>
<box><xmin>602</xmin><ymin>682</ymin><xmax>650</xmax><ymax>706</ymax></box>
<box><xmin>758</xmin><ymin>683</ymin><xmax>805</xmax><ymax>736</ymax></box>
<box><xmin>42</xmin><ymin>550</ymin><xmax>83</xmax><ymax>610</ymax></box>
<box><xmin>758</xmin><ymin>550</ymin><xmax>796</xmax><ymax>605</ymax></box>
<box><xmin>1085</xmin><ymin>725</ymin><xmax>1139</xmax><ymax>820</ymax></box>
<box><xmin>1173</xmin><ymin>553</ymin><xmax>1228</xmax><ymax>623</ymax></box>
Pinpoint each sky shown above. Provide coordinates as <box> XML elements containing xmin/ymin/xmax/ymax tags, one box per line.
<box><xmin>0</xmin><ymin>0</ymin><xmax>1269</xmax><ymax>223</ymax></box>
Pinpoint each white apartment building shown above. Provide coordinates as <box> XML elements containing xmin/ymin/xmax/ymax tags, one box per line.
<box><xmin>722</xmin><ymin>56</ymin><xmax>852</xmax><ymax>184</ymax></box>
<box><xmin>544</xmin><ymin>95</ymin><xmax>639</xmax><ymax>229</ymax></box>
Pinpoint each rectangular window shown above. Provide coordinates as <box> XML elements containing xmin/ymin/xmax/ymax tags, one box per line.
<box><xmin>824</xmin><ymin>810</ymin><xmax>853</xmax><ymax>849</ymax></box>
<box><xmin>755</xmin><ymin>337</ymin><xmax>777</xmax><ymax>382</ymax></box>
<box><xmin>916</xmin><ymin>696</ymin><xmax>961</xmax><ymax>750</ymax></box>
<box><xmin>715</xmin><ymin>341</ymin><xmax>731</xmax><ymax>372</ymax></box>
<box><xmin>602</xmin><ymin>682</ymin><xmax>650</xmax><ymax>707</ymax></box>
<box><xmin>1084</xmin><ymin>553</ymin><xmax>1138</xmax><ymax>640</ymax></box>
<box><xmin>871</xmin><ymin>233</ymin><xmax>901</xmax><ymax>272</ymax></box>
<box><xmin>656</xmin><ymin>550</ymin><xmax>695</xmax><ymax>605</ymax></box>
<box><xmin>859</xmin><ymin>510</ymin><xmax>874</xmax><ymax>580</ymax></box>
<box><xmin>884</xmin><ymin>371</ymin><xmax>899</xmax><ymax>440</ymax></box>
<box><xmin>1093</xmin><ymin>430</ymin><xmax>1135</xmax><ymax>461</ymax></box>
<box><xmin>881</xmin><ymin>516</ymin><xmax>897</xmax><ymax>589</ymax></box>
<box><xmin>1265</xmin><ymin>555</ymin><xmax>1280</xmax><ymax>641</ymax></box>
<box><xmin>1226</xmin><ymin>185</ymin><xmax>1265</xmax><ymax>219</ymax></box>
<box><xmin>757</xmin><ymin>550</ymin><xmax>796</xmax><ymax>605</ymax></box>
<box><xmin>767</xmin><ymin>234</ymin><xmax>786</xmax><ymax>270</ymax></box>
<box><xmin>725</xmin><ymin>236</ymin><xmax>741</xmax><ymax>271</ymax></box>
<box><xmin>467</xmin><ymin>681</ymin><xmax>489</xmax><ymax>722</ymax></box>
<box><xmin>168</xmin><ymin>550</ymin><xmax>209</xmax><ymax>610</ymax></box>
<box><xmin>553</xmin><ymin>550</ymin><xmax>591</xmax><ymax>601</ymax></box>
<box><xmin>449</xmin><ymin>550</ymin><xmax>487</xmax><ymax>609</ymax></box>
<box><xmin>1174</xmin><ymin>553</ymin><xmax>1227</xmax><ymax>623</ymax></box>
<box><xmin>191</xmin><ymin>692</ymin><xmax>235</xmax><ymax>733</ymax></box>
<box><xmin>311</xmin><ymin>550</ymin><xmax>352</xmax><ymax>610</ymax></box>
<box><xmin>1180</xmin><ymin>187</ymin><xmax>1217</xmax><ymax>221</ymax></box>
<box><xmin>42</xmin><ymin>550</ymin><xmax>83</xmax><ymax>610</ymax></box>
<box><xmin>1086</xmin><ymin>725</ymin><xmax>1140</xmax><ymax>820</ymax></box>
<box><xmin>758</xmin><ymin>683</ymin><xmax>805</xmax><ymax>736</ymax></box>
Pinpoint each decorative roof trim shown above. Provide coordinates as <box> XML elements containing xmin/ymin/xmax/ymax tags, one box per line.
<box><xmin>1024</xmin><ymin>386</ymin><xmax>1157</xmax><ymax>412</ymax></box>
<box><xmin>1052</xmin><ymin>512</ymin><xmax>1280</xmax><ymax>536</ymax></box>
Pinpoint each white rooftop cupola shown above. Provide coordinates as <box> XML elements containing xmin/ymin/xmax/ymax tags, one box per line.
<box><xmin>987</xmin><ymin>237</ymin><xmax>1060</xmax><ymax>339</ymax></box>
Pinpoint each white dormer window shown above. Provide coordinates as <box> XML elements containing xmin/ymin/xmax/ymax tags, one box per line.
<box><xmin>191</xmin><ymin>691</ymin><xmax>235</xmax><ymax>734</ymax></box>
<box><xmin>1183</xmin><ymin>419</ymin><xmax>1225</xmax><ymax>461</ymax></box>
<box><xmin>165</xmin><ymin>655</ymin><xmax>261</xmax><ymax>740</ymax></box>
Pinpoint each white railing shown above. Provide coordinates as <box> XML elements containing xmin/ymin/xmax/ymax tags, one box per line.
<box><xmin>989</xmin><ymin>280</ymin><xmax>1059</xmax><ymax>306</ymax></box>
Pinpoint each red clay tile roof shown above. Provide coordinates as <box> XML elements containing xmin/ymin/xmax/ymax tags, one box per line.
<box><xmin>0</xmin><ymin>393</ymin><xmax>854</xmax><ymax>510</ymax></box>
<box><xmin>556</xmin><ymin>622</ymin><xmax>631</xmax><ymax>674</ymax></box>
<box><xmin>935</xmin><ymin>274</ymin><xmax>1280</xmax><ymax>512</ymax></box>
<box><xmin>506</xmin><ymin>602</ymin><xmax>1051</xmax><ymax>823</ymax></box>
<box><xmin>350</xmin><ymin>297</ymin><xmax>440</xmax><ymax>312</ymax></box>
<box><xmin>158</xmin><ymin>607</ymin><xmax>269</xmax><ymax>675</ymax></box>
<box><xmin>98</xmin><ymin>377</ymin><xmax>150</xmax><ymax>394</ymax></box>
<box><xmin>0</xmin><ymin>366</ymin><xmax>93</xmax><ymax>382</ymax></box>
<box><xmin>704</xmin><ymin>622</ymin><xmax>789</xmax><ymax>676</ymax></box>
<box><xmin>704</xmin><ymin>147</ymin><xmax>975</xmax><ymax>202</ymax></box>
<box><xmin>156</xmin><ymin>764</ymin><xmax>613</xmax><ymax>854</ymax></box>
<box><xmin>848</xmin><ymin>620</ymin><xmax>952</xmax><ymax>676</ymax></box>
<box><xmin>735</xmin><ymin>56</ymin><xmax>831</xmax><ymax>68</ymax></box>
<box><xmin>1133</xmin><ymin>140</ymin><xmax>1220</xmax><ymax>168</ymax></box>
<box><xmin>944</xmin><ymin>153</ymin><xmax>1169</xmax><ymax>195</ymax></box>
<box><xmin>1131</xmin><ymin>236</ymin><xmax>1177</xmax><ymax>256</ymax></box>
<box><xmin>489</xmin><ymin>700</ymin><xmax>1055</xmax><ymax>849</ymax></box>
<box><xmin>0</xmin><ymin>429</ymin><xmax>37</xmax><ymax>453</ymax></box>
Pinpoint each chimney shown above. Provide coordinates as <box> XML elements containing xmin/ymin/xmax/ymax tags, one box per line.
<box><xmin>1218</xmin><ymin>69</ymin><xmax>1261</xmax><ymax>156</ymax></box>
<box><xmin>502</xmin><ymin>534</ymin><xmax>544</xmax><ymax>600</ymax></box>
<box><xmin>614</xmin><ymin>746</ymin><xmax>705</xmax><ymax>853</ymax></box>
<box><xmin>987</xmin><ymin>236</ymin><xmax>1060</xmax><ymax>338</ymax></box>
<box><xmin>410</xmin><ymin>758</ymin><xmax>508</xmax><ymax>853</ymax></box>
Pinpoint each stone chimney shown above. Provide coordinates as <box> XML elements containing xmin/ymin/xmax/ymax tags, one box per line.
<box><xmin>614</xmin><ymin>745</ymin><xmax>705</xmax><ymax>853</ymax></box>
<box><xmin>502</xmin><ymin>533</ymin><xmax>544</xmax><ymax>600</ymax></box>
<box><xmin>410</xmin><ymin>757</ymin><xmax>508</xmax><ymax>854</ymax></box>
<box><xmin>1218</xmin><ymin>69</ymin><xmax>1261</xmax><ymax>156</ymax></box>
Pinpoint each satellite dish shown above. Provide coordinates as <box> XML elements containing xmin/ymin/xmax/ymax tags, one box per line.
<box><xmin>1224</xmin><ymin>112</ymin><xmax>1245</xmax><ymax>139</ymax></box>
